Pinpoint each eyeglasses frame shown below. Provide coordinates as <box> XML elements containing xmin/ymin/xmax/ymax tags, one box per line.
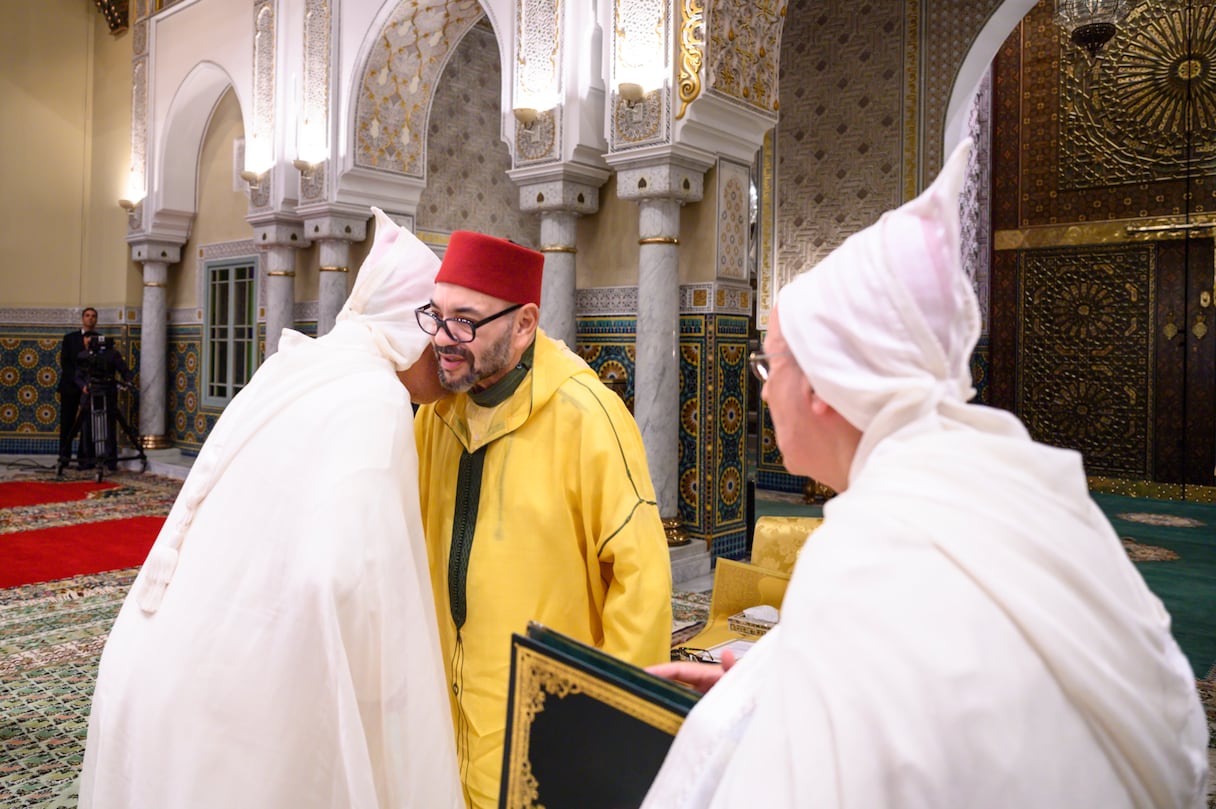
<box><xmin>748</xmin><ymin>349</ymin><xmax>793</xmax><ymax>383</ymax></box>
<box><xmin>415</xmin><ymin>302</ymin><xmax>523</xmax><ymax>344</ymax></box>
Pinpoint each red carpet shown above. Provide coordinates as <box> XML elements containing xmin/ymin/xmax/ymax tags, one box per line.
<box><xmin>0</xmin><ymin>516</ymin><xmax>164</xmax><ymax>588</ymax></box>
<box><xmin>0</xmin><ymin>480</ymin><xmax>120</xmax><ymax>509</ymax></box>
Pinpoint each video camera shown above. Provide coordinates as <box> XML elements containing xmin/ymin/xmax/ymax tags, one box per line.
<box><xmin>80</xmin><ymin>332</ymin><xmax>119</xmax><ymax>389</ymax></box>
<box><xmin>85</xmin><ymin>333</ymin><xmax>108</xmax><ymax>354</ymax></box>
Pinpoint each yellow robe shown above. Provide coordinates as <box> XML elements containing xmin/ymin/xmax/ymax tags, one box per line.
<box><xmin>415</xmin><ymin>331</ymin><xmax>673</xmax><ymax>809</ymax></box>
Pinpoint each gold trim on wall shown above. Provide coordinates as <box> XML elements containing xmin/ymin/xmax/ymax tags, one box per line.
<box><xmin>676</xmin><ymin>0</ymin><xmax>705</xmax><ymax>120</ymax></box>
<box><xmin>1089</xmin><ymin>476</ymin><xmax>1216</xmax><ymax>504</ymax></box>
<box><xmin>540</xmin><ymin>246</ymin><xmax>577</xmax><ymax>254</ymax></box>
<box><xmin>318</xmin><ymin>265</ymin><xmax>348</xmax><ymax>272</ymax></box>
<box><xmin>996</xmin><ymin>214</ymin><xmax>1216</xmax><ymax>250</ymax></box>
<box><xmin>266</xmin><ymin>271</ymin><xmax>296</xmax><ymax>277</ymax></box>
<box><xmin>639</xmin><ymin>237</ymin><xmax>680</xmax><ymax>245</ymax></box>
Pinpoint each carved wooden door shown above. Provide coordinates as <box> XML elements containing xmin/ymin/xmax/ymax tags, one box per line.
<box><xmin>1154</xmin><ymin>238</ymin><xmax>1216</xmax><ymax>488</ymax></box>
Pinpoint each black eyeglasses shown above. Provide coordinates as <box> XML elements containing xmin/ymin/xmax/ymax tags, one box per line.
<box><xmin>670</xmin><ymin>647</ymin><xmax>715</xmax><ymax>664</ymax></box>
<box><xmin>748</xmin><ymin>350</ymin><xmax>792</xmax><ymax>383</ymax></box>
<box><xmin>415</xmin><ymin>303</ymin><xmax>522</xmax><ymax>344</ymax></box>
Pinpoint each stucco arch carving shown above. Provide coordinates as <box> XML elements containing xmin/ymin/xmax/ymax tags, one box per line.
<box><xmin>153</xmin><ymin>61</ymin><xmax>246</xmax><ymax>238</ymax></box>
<box><xmin>348</xmin><ymin>0</ymin><xmax>509</xmax><ymax>180</ymax></box>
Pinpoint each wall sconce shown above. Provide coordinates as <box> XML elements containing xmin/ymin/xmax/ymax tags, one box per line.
<box><xmin>292</xmin><ymin>159</ymin><xmax>321</xmax><ymax>183</ymax></box>
<box><xmin>618</xmin><ymin>82</ymin><xmax>645</xmax><ymax>106</ymax></box>
<box><xmin>239</xmin><ymin>169</ymin><xmax>265</xmax><ymax>192</ymax></box>
<box><xmin>117</xmin><ymin>198</ymin><xmax>138</xmax><ymax>212</ymax></box>
<box><xmin>513</xmin><ymin>107</ymin><xmax>539</xmax><ymax>129</ymax></box>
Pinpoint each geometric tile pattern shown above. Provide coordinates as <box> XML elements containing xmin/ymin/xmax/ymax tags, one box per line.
<box><xmin>166</xmin><ymin>324</ymin><xmax>216</xmax><ymax>454</ymax></box>
<box><xmin>577</xmin><ymin>313</ymin><xmax>749</xmax><ymax>560</ymax></box>
<box><xmin>0</xmin><ymin>326</ymin><xmax>138</xmax><ymax>456</ymax></box>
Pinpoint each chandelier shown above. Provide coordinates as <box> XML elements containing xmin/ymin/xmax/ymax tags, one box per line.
<box><xmin>1055</xmin><ymin>0</ymin><xmax>1132</xmax><ymax>56</ymax></box>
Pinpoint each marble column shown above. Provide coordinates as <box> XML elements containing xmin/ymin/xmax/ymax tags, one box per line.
<box><xmin>606</xmin><ymin>149</ymin><xmax>711</xmax><ymax>535</ymax></box>
<box><xmin>302</xmin><ymin>211</ymin><xmax>368</xmax><ymax>336</ymax></box>
<box><xmin>317</xmin><ymin>241</ymin><xmax>350</xmax><ymax>336</ymax></box>
<box><xmin>129</xmin><ymin>238</ymin><xmax>183</xmax><ymax>449</ymax></box>
<box><xmin>539</xmin><ymin>212</ymin><xmax>577</xmax><ymax>348</ymax></box>
<box><xmin>635</xmin><ymin>198</ymin><xmax>682</xmax><ymax>520</ymax></box>
<box><xmin>138</xmin><ymin>260</ymin><xmax>171</xmax><ymax>448</ymax></box>
<box><xmin>263</xmin><ymin>245</ymin><xmax>297</xmax><ymax>357</ymax></box>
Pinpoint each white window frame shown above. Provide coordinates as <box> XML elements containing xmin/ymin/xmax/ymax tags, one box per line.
<box><xmin>202</xmin><ymin>257</ymin><xmax>259</xmax><ymax>408</ymax></box>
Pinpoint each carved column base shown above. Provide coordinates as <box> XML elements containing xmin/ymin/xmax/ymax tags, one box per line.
<box><xmin>663</xmin><ymin>517</ymin><xmax>689</xmax><ymax>547</ymax></box>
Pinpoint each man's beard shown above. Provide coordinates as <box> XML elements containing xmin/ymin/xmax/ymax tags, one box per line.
<box><xmin>435</xmin><ymin>328</ymin><xmax>514</xmax><ymax>393</ymax></box>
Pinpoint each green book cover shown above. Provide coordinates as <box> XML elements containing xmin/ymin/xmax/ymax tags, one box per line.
<box><xmin>499</xmin><ymin>622</ymin><xmax>701</xmax><ymax>809</ymax></box>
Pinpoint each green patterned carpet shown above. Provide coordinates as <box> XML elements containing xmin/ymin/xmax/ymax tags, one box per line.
<box><xmin>0</xmin><ymin>475</ymin><xmax>1212</xmax><ymax>807</ymax></box>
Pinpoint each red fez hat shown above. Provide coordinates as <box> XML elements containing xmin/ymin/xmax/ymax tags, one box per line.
<box><xmin>435</xmin><ymin>231</ymin><xmax>544</xmax><ymax>307</ymax></box>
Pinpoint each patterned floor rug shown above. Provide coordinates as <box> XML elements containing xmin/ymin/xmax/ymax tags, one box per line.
<box><xmin>1</xmin><ymin>475</ymin><xmax>1212</xmax><ymax>807</ymax></box>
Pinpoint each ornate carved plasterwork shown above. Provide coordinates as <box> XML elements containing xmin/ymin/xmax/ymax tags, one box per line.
<box><xmin>575</xmin><ymin>283</ymin><xmax>751</xmax><ymax>315</ymax></box>
<box><xmin>705</xmin><ymin>0</ymin><xmax>785</xmax><ymax>114</ymax></box>
<box><xmin>757</xmin><ymin>128</ymin><xmax>775</xmax><ymax>329</ymax></box>
<box><xmin>355</xmin><ymin>0</ymin><xmax>484</xmax><ymax>178</ymax></box>
<box><xmin>963</xmin><ymin>67</ymin><xmax>993</xmax><ymax>334</ymax></box>
<box><xmin>299</xmin><ymin>0</ymin><xmax>331</xmax><ymax>202</ymax></box>
<box><xmin>129</xmin><ymin>54</ymin><xmax>148</xmax><ymax>232</ymax></box>
<box><xmin>1060</xmin><ymin>0</ymin><xmax>1216</xmax><ymax>190</ymax></box>
<box><xmin>417</xmin><ymin>25</ymin><xmax>539</xmax><ymax>244</ymax></box>
<box><xmin>614</xmin><ymin>91</ymin><xmax>663</xmax><ymax>143</ymax></box>
<box><xmin>515</xmin><ymin>110</ymin><xmax>558</xmax><ymax>162</ymax></box>
<box><xmin>133</xmin><ymin>19</ymin><xmax>147</xmax><ymax>56</ymax></box>
<box><xmin>611</xmin><ymin>0</ymin><xmax>670</xmax><ymax>151</ymax></box>
<box><xmin>677</xmin><ymin>0</ymin><xmax>705</xmax><ymax>119</ymax></box>
<box><xmin>919</xmin><ymin>0</ymin><xmax>1004</xmax><ymax>184</ymax></box>
<box><xmin>245</xmin><ymin>0</ymin><xmax>277</xmax><ymax>213</ymax></box>
<box><xmin>717</xmin><ymin>159</ymin><xmax>750</xmax><ymax>279</ymax></box>
<box><xmin>514</xmin><ymin>0</ymin><xmax>562</xmax><ymax>165</ymax></box>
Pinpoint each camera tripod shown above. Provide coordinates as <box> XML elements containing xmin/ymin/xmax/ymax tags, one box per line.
<box><xmin>57</xmin><ymin>382</ymin><xmax>148</xmax><ymax>481</ymax></box>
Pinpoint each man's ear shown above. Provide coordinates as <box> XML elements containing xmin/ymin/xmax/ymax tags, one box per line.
<box><xmin>514</xmin><ymin>303</ymin><xmax>540</xmax><ymax>346</ymax></box>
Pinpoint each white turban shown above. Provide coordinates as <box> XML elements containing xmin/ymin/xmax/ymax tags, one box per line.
<box><xmin>337</xmin><ymin>207</ymin><xmax>440</xmax><ymax>370</ymax></box>
<box><xmin>777</xmin><ymin>139</ymin><xmax>1025</xmax><ymax>480</ymax></box>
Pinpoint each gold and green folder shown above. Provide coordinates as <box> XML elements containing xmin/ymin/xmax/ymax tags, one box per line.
<box><xmin>499</xmin><ymin>622</ymin><xmax>701</xmax><ymax>809</ymax></box>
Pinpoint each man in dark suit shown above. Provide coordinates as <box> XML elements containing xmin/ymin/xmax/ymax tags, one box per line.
<box><xmin>76</xmin><ymin>330</ymin><xmax>134</xmax><ymax>471</ymax></box>
<box><xmin>59</xmin><ymin>307</ymin><xmax>97</xmax><ymax>469</ymax></box>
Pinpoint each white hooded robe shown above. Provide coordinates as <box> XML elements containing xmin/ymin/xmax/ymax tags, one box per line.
<box><xmin>641</xmin><ymin>142</ymin><xmax>1208</xmax><ymax>809</ymax></box>
<box><xmin>78</xmin><ymin>209</ymin><xmax>463</xmax><ymax>809</ymax></box>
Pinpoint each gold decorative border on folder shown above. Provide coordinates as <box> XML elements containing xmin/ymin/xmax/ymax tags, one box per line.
<box><xmin>503</xmin><ymin>645</ymin><xmax>686</xmax><ymax>809</ymax></box>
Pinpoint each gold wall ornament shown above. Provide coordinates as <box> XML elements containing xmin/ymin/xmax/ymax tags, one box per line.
<box><xmin>676</xmin><ymin>0</ymin><xmax>705</xmax><ymax>119</ymax></box>
<box><xmin>1164</xmin><ymin>320</ymin><xmax>1179</xmax><ymax>340</ymax></box>
<box><xmin>1194</xmin><ymin>315</ymin><xmax>1209</xmax><ymax>340</ymax></box>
